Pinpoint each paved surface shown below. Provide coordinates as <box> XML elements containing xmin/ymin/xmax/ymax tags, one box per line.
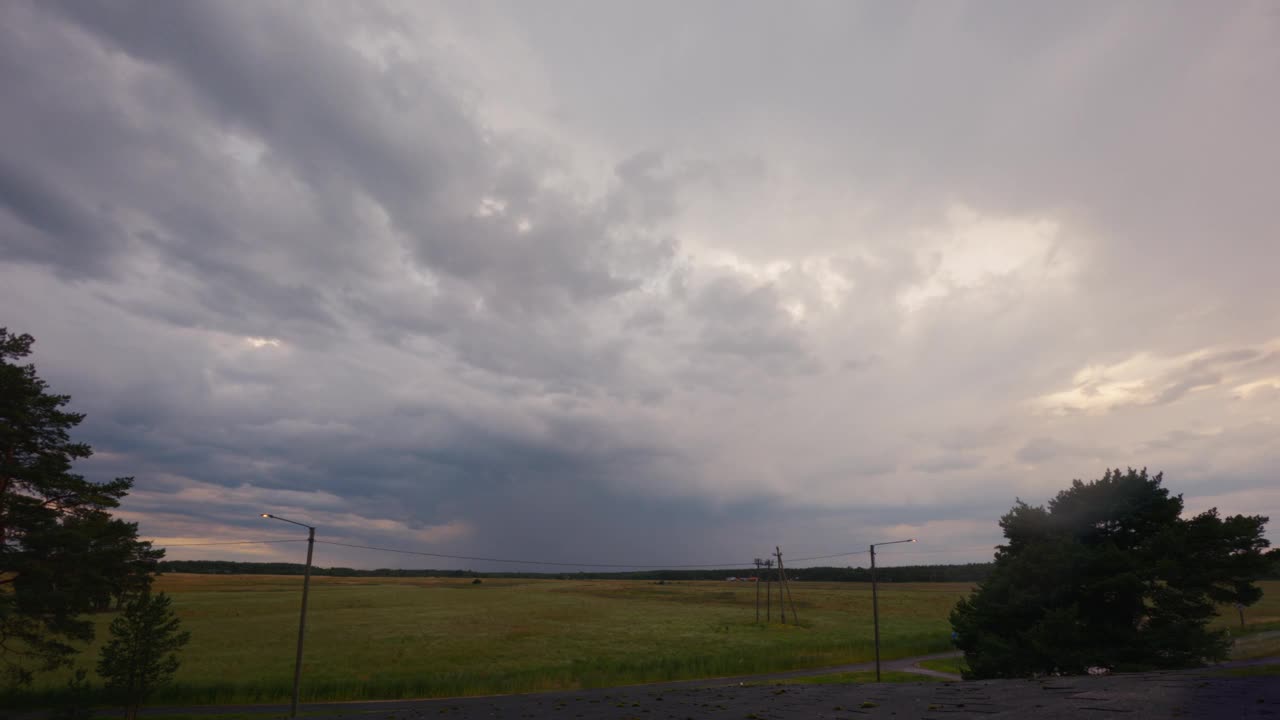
<box><xmin>125</xmin><ymin>656</ymin><xmax>1279</xmax><ymax>720</ymax></box>
<box><xmin>289</xmin><ymin>668</ymin><xmax>1280</xmax><ymax>720</ymax></box>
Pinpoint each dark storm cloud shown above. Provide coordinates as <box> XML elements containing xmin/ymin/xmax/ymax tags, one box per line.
<box><xmin>2</xmin><ymin>1</ymin><xmax>1277</xmax><ymax>566</ymax></box>
<box><xmin>0</xmin><ymin>0</ymin><xmax>695</xmax><ymax>564</ymax></box>
<box><xmin>0</xmin><ymin>157</ymin><xmax>126</xmax><ymax>276</ymax></box>
<box><xmin>12</xmin><ymin>0</ymin><xmax>670</xmax><ymax>336</ymax></box>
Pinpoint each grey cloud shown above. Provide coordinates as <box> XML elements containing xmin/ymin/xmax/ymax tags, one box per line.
<box><xmin>2</xmin><ymin>1</ymin><xmax>1277</xmax><ymax>566</ymax></box>
<box><xmin>1146</xmin><ymin>347</ymin><xmax>1276</xmax><ymax>406</ymax></box>
<box><xmin>1188</xmin><ymin>349</ymin><xmax>1260</xmax><ymax>370</ymax></box>
<box><xmin>1153</xmin><ymin>347</ymin><xmax>1279</xmax><ymax>407</ymax></box>
<box><xmin>507</xmin><ymin>0</ymin><xmax>1280</xmax><ymax>347</ymax></box>
<box><xmin>1140</xmin><ymin>430</ymin><xmax>1211</xmax><ymax>454</ymax></box>
<box><xmin>0</xmin><ymin>157</ymin><xmax>125</xmax><ymax>276</ymax></box>
<box><xmin>1015</xmin><ymin>437</ymin><xmax>1071</xmax><ymax>465</ymax></box>
<box><xmin>933</xmin><ymin>424</ymin><xmax>1011</xmax><ymax>453</ymax></box>
<box><xmin>687</xmin><ymin>276</ymin><xmax>817</xmax><ymax>373</ymax></box>
<box><xmin>623</xmin><ymin>306</ymin><xmax>666</xmax><ymax>333</ymax></box>
<box><xmin>914</xmin><ymin>453</ymin><xmax>985</xmax><ymax>474</ymax></box>
<box><xmin>37</xmin><ymin>0</ymin><xmax>668</xmax><ymax>330</ymax></box>
<box><xmin>1153</xmin><ymin>373</ymin><xmax>1221</xmax><ymax>406</ymax></box>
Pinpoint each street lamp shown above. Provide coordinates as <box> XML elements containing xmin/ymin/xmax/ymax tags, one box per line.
<box><xmin>262</xmin><ymin>513</ymin><xmax>315</xmax><ymax>718</ymax></box>
<box><xmin>869</xmin><ymin>537</ymin><xmax>915</xmax><ymax>682</ymax></box>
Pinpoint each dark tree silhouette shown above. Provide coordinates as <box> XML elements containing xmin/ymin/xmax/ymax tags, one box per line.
<box><xmin>1</xmin><ymin>328</ymin><xmax>159</xmax><ymax>687</ymax></box>
<box><xmin>97</xmin><ymin>592</ymin><xmax>190</xmax><ymax>720</ymax></box>
<box><xmin>951</xmin><ymin>468</ymin><xmax>1274</xmax><ymax>678</ymax></box>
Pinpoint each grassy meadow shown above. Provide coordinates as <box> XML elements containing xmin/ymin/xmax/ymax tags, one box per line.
<box><xmin>9</xmin><ymin>576</ymin><xmax>1279</xmax><ymax>706</ymax></box>
<box><xmin>21</xmin><ymin>574</ymin><xmax>970</xmax><ymax>705</ymax></box>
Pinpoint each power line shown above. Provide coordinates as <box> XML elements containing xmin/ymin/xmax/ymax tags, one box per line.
<box><xmin>893</xmin><ymin>545</ymin><xmax>999</xmax><ymax>556</ymax></box>
<box><xmin>314</xmin><ymin>540</ymin><xmax>758</xmax><ymax>569</ymax></box>
<box><xmin>789</xmin><ymin>544</ymin><xmax>998</xmax><ymax>563</ymax></box>
<box><xmin>154</xmin><ymin>539</ymin><xmax>309</xmax><ymax>547</ymax></box>
<box><xmin>789</xmin><ymin>549</ymin><xmax>870</xmax><ymax>563</ymax></box>
<box><xmin>154</xmin><ymin>537</ymin><xmax>994</xmax><ymax>569</ymax></box>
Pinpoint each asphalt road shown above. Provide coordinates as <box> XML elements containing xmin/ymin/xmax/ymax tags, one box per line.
<box><xmin>119</xmin><ymin>653</ymin><xmax>1280</xmax><ymax>720</ymax></box>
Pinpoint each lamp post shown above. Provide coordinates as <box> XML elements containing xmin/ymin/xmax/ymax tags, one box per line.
<box><xmin>262</xmin><ymin>513</ymin><xmax>315</xmax><ymax>718</ymax></box>
<box><xmin>869</xmin><ymin>538</ymin><xmax>915</xmax><ymax>682</ymax></box>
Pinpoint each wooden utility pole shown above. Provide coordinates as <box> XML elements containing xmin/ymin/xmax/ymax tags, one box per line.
<box><xmin>871</xmin><ymin>544</ymin><xmax>881</xmax><ymax>681</ymax></box>
<box><xmin>776</xmin><ymin>549</ymin><xmax>786</xmax><ymax>623</ymax></box>
<box><xmin>868</xmin><ymin>538</ymin><xmax>913</xmax><ymax>682</ymax></box>
<box><xmin>776</xmin><ymin>546</ymin><xmax>799</xmax><ymax>625</ymax></box>
<box><xmin>764</xmin><ymin>557</ymin><xmax>773</xmax><ymax>621</ymax></box>
<box><xmin>747</xmin><ymin>558</ymin><xmax>757</xmax><ymax>620</ymax></box>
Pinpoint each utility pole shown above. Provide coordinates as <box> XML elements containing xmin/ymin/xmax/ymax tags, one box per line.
<box><xmin>869</xmin><ymin>538</ymin><xmax>914</xmax><ymax>682</ymax></box>
<box><xmin>870</xmin><ymin>544</ymin><xmax>880</xmax><ymax>681</ymax></box>
<box><xmin>294</xmin><ymin>526</ymin><xmax>315</xmax><ymax>717</ymax></box>
<box><xmin>747</xmin><ymin>558</ymin><xmax>757</xmax><ymax>620</ymax></box>
<box><xmin>777</xmin><ymin>549</ymin><xmax>786</xmax><ymax>624</ymax></box>
<box><xmin>262</xmin><ymin>514</ymin><xmax>316</xmax><ymax>718</ymax></box>
<box><xmin>776</xmin><ymin>547</ymin><xmax>798</xmax><ymax>625</ymax></box>
<box><xmin>764</xmin><ymin>557</ymin><xmax>773</xmax><ymax>621</ymax></box>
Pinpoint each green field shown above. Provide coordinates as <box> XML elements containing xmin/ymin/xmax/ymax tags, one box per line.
<box><xmin>9</xmin><ymin>576</ymin><xmax>1279</xmax><ymax>707</ymax></box>
<box><xmin>19</xmin><ymin>575</ymin><xmax>970</xmax><ymax>705</ymax></box>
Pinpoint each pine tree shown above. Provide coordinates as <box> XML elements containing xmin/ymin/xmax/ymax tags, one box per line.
<box><xmin>97</xmin><ymin>592</ymin><xmax>190</xmax><ymax>720</ymax></box>
<box><xmin>951</xmin><ymin>468</ymin><xmax>1274</xmax><ymax>678</ymax></box>
<box><xmin>1</xmin><ymin>328</ymin><xmax>160</xmax><ymax>686</ymax></box>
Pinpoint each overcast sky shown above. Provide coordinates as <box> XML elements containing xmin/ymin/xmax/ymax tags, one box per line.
<box><xmin>3</xmin><ymin>1</ymin><xmax>1277</xmax><ymax>571</ymax></box>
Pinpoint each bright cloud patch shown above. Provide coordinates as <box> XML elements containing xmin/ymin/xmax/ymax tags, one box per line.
<box><xmin>245</xmin><ymin>337</ymin><xmax>282</xmax><ymax>348</ymax></box>
<box><xmin>900</xmin><ymin>204</ymin><xmax>1075</xmax><ymax>311</ymax></box>
<box><xmin>1037</xmin><ymin>340</ymin><xmax>1280</xmax><ymax>414</ymax></box>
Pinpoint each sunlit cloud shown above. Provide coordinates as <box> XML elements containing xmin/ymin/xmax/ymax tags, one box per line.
<box><xmin>1036</xmin><ymin>339</ymin><xmax>1280</xmax><ymax>414</ymax></box>
<box><xmin>245</xmin><ymin>337</ymin><xmax>282</xmax><ymax>349</ymax></box>
<box><xmin>899</xmin><ymin>204</ymin><xmax>1076</xmax><ymax>312</ymax></box>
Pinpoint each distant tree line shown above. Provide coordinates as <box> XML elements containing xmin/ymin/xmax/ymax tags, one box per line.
<box><xmin>786</xmin><ymin>563</ymin><xmax>995</xmax><ymax>583</ymax></box>
<box><xmin>156</xmin><ymin>559</ymin><xmax>996</xmax><ymax>582</ymax></box>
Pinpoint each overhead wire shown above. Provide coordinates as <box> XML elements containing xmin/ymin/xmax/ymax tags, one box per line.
<box><xmin>314</xmin><ymin>539</ymin><xmax>758</xmax><ymax>569</ymax></box>
<box><xmin>150</xmin><ymin>537</ymin><xmax>993</xmax><ymax>569</ymax></box>
<box><xmin>892</xmin><ymin>544</ymin><xmax>1000</xmax><ymax>556</ymax></box>
<box><xmin>151</xmin><ymin>539</ymin><xmax>309</xmax><ymax>547</ymax></box>
<box><xmin>789</xmin><ymin>549</ymin><xmax>870</xmax><ymax>563</ymax></box>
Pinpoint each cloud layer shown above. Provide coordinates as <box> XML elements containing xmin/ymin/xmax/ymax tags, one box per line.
<box><xmin>3</xmin><ymin>1</ymin><xmax>1277</xmax><ymax>569</ymax></box>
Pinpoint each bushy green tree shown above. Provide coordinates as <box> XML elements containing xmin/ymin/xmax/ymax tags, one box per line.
<box><xmin>0</xmin><ymin>328</ymin><xmax>160</xmax><ymax>686</ymax></box>
<box><xmin>97</xmin><ymin>592</ymin><xmax>190</xmax><ymax>720</ymax></box>
<box><xmin>951</xmin><ymin>468</ymin><xmax>1274</xmax><ymax>678</ymax></box>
